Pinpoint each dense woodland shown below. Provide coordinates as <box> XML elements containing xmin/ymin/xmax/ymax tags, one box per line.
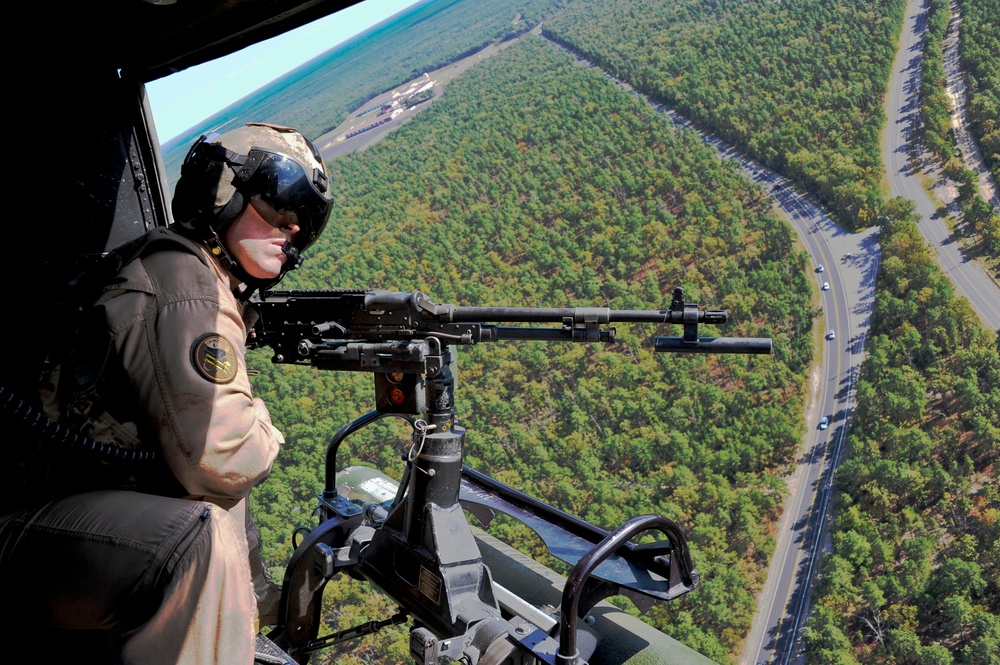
<box><xmin>166</xmin><ymin>0</ymin><xmax>907</xmax><ymax>233</ymax></box>
<box><xmin>918</xmin><ymin>0</ymin><xmax>955</xmax><ymax>165</ymax></box>
<box><xmin>157</xmin><ymin>0</ymin><xmax>1000</xmax><ymax>663</ymax></box>
<box><xmin>537</xmin><ymin>0</ymin><xmax>905</xmax><ymax>230</ymax></box>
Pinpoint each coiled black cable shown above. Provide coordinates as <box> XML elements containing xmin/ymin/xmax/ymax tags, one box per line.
<box><xmin>0</xmin><ymin>384</ymin><xmax>157</xmax><ymax>463</ymax></box>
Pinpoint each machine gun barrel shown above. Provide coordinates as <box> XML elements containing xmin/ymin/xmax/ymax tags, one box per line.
<box><xmin>442</xmin><ymin>306</ymin><xmax>726</xmax><ymax>325</ymax></box>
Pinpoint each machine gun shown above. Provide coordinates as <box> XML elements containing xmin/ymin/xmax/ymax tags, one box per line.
<box><xmin>247</xmin><ymin>287</ymin><xmax>771</xmax><ymax>665</ymax></box>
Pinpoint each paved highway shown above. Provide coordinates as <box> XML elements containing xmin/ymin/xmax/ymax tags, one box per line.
<box><xmin>745</xmin><ymin>0</ymin><xmax>1000</xmax><ymax>661</ymax></box>
<box><xmin>737</xmin><ymin>172</ymin><xmax>877</xmax><ymax>665</ymax></box>
<box><xmin>746</xmin><ymin>0</ymin><xmax>1000</xmax><ymax>661</ymax></box>
<box><xmin>882</xmin><ymin>0</ymin><xmax>1000</xmax><ymax>331</ymax></box>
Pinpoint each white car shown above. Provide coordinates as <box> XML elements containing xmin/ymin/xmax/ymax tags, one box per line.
<box><xmin>819</xmin><ymin>416</ymin><xmax>829</xmax><ymax>430</ymax></box>
<box><xmin>816</xmin><ymin>264</ymin><xmax>824</xmax><ymax>273</ymax></box>
<box><xmin>826</xmin><ymin>330</ymin><xmax>836</xmax><ymax>340</ymax></box>
<box><xmin>822</xmin><ymin>281</ymin><xmax>830</xmax><ymax>291</ymax></box>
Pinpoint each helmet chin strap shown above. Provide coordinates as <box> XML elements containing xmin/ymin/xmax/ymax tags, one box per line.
<box><xmin>281</xmin><ymin>240</ymin><xmax>303</xmax><ymax>271</ymax></box>
<box><xmin>204</xmin><ymin>228</ymin><xmax>243</xmax><ymax>275</ymax></box>
<box><xmin>203</xmin><ymin>228</ymin><xmax>260</xmax><ymax>298</ymax></box>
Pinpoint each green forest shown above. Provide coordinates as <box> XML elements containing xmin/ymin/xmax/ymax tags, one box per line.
<box><xmin>950</xmin><ymin>0</ymin><xmax>1000</xmax><ymax>264</ymax></box>
<box><xmin>918</xmin><ymin>0</ymin><xmax>957</xmax><ymax>166</ymax></box>
<box><xmin>157</xmin><ymin>0</ymin><xmax>1000</xmax><ymax>663</ymax></box>
<box><xmin>538</xmin><ymin>0</ymin><xmax>905</xmax><ymax>230</ymax></box>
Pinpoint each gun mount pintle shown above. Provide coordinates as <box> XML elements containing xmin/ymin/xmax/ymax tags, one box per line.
<box><xmin>249</xmin><ymin>287</ymin><xmax>771</xmax><ymax>665</ymax></box>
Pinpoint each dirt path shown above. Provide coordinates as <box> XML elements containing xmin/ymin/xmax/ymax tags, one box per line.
<box><xmin>943</xmin><ymin>0</ymin><xmax>999</xmax><ymax>211</ymax></box>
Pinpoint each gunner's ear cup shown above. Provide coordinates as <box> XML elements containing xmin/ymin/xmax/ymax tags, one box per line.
<box><xmin>172</xmin><ymin>141</ymin><xmax>238</xmax><ymax>231</ymax></box>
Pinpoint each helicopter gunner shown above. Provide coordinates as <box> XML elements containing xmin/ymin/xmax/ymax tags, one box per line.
<box><xmin>0</xmin><ymin>122</ymin><xmax>333</xmax><ymax>664</ymax></box>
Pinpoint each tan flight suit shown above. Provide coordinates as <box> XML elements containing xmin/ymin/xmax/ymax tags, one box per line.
<box><xmin>100</xmin><ymin>228</ymin><xmax>283</xmax><ymax>503</ymax></box>
<box><xmin>0</xmin><ymin>227</ymin><xmax>283</xmax><ymax>664</ymax></box>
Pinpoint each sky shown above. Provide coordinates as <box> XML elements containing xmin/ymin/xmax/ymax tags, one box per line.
<box><xmin>146</xmin><ymin>0</ymin><xmax>422</xmax><ymax>143</ymax></box>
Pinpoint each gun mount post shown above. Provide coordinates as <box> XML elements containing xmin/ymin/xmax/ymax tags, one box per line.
<box><xmin>248</xmin><ymin>287</ymin><xmax>772</xmax><ymax>664</ymax></box>
<box><xmin>350</xmin><ymin>342</ymin><xmax>520</xmax><ymax>664</ymax></box>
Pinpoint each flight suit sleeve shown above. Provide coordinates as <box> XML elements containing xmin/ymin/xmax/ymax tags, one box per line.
<box><xmin>108</xmin><ymin>251</ymin><xmax>283</xmax><ymax>502</ymax></box>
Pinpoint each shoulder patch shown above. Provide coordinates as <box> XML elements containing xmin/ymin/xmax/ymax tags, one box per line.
<box><xmin>191</xmin><ymin>333</ymin><xmax>238</xmax><ymax>384</ymax></box>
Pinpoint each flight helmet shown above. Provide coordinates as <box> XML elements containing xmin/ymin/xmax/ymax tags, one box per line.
<box><xmin>171</xmin><ymin>122</ymin><xmax>333</xmax><ymax>288</ymax></box>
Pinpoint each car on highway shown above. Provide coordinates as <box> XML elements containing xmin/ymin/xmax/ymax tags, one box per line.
<box><xmin>822</xmin><ymin>281</ymin><xmax>830</xmax><ymax>291</ymax></box>
<box><xmin>819</xmin><ymin>416</ymin><xmax>829</xmax><ymax>430</ymax></box>
<box><xmin>816</xmin><ymin>264</ymin><xmax>824</xmax><ymax>273</ymax></box>
<box><xmin>826</xmin><ymin>330</ymin><xmax>836</xmax><ymax>340</ymax></box>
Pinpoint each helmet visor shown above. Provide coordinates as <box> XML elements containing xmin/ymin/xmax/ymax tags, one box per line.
<box><xmin>234</xmin><ymin>148</ymin><xmax>333</xmax><ymax>255</ymax></box>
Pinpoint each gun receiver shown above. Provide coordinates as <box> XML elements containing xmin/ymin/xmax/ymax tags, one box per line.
<box><xmin>248</xmin><ymin>287</ymin><xmax>771</xmax><ymax>665</ymax></box>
